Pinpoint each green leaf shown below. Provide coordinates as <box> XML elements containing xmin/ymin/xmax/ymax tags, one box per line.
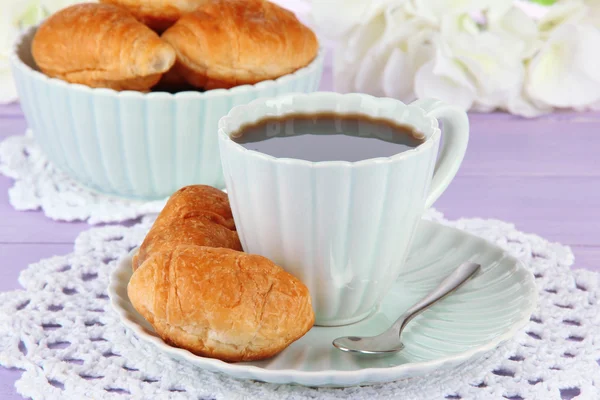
<box><xmin>529</xmin><ymin>0</ymin><xmax>558</xmax><ymax>5</ymax></box>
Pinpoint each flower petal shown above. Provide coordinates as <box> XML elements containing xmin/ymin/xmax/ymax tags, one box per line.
<box><xmin>489</xmin><ymin>6</ymin><xmax>541</xmax><ymax>59</ymax></box>
<box><xmin>380</xmin><ymin>5</ymin><xmax>433</xmax><ymax>47</ymax></box>
<box><xmin>439</xmin><ymin>14</ymin><xmax>527</xmax><ymax>109</ymax></box>
<box><xmin>354</xmin><ymin>43</ymin><xmax>392</xmax><ymax>97</ymax></box>
<box><xmin>498</xmin><ymin>61</ymin><xmax>553</xmax><ymax>117</ymax></box>
<box><xmin>408</xmin><ymin>0</ymin><xmax>512</xmax><ymax>23</ymax></box>
<box><xmin>513</xmin><ymin>0</ymin><xmax>549</xmax><ymax>20</ymax></box>
<box><xmin>382</xmin><ymin>47</ymin><xmax>415</xmax><ymax>100</ymax></box>
<box><xmin>407</xmin><ymin>29</ymin><xmax>436</xmax><ymax>71</ymax></box>
<box><xmin>537</xmin><ymin>0</ymin><xmax>587</xmax><ymax>36</ymax></box>
<box><xmin>343</xmin><ymin>13</ymin><xmax>387</xmax><ymax>62</ymax></box>
<box><xmin>415</xmin><ymin>59</ymin><xmax>476</xmax><ymax>110</ymax></box>
<box><xmin>505</xmin><ymin>78</ymin><xmax>554</xmax><ymax>118</ymax></box>
<box><xmin>431</xmin><ymin>44</ymin><xmax>475</xmax><ymax>89</ymax></box>
<box><xmin>526</xmin><ymin>23</ymin><xmax>600</xmax><ymax>108</ymax></box>
<box><xmin>332</xmin><ymin>12</ymin><xmax>387</xmax><ymax>93</ymax></box>
<box><xmin>311</xmin><ymin>0</ymin><xmax>393</xmax><ymax>39</ymax></box>
<box><xmin>332</xmin><ymin>46</ymin><xmax>359</xmax><ymax>93</ymax></box>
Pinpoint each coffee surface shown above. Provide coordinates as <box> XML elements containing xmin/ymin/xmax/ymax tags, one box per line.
<box><xmin>231</xmin><ymin>113</ymin><xmax>425</xmax><ymax>162</ymax></box>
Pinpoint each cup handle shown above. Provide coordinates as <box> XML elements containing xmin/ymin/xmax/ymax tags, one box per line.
<box><xmin>411</xmin><ymin>98</ymin><xmax>469</xmax><ymax>209</ymax></box>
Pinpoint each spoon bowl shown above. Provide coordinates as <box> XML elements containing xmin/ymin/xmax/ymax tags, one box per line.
<box><xmin>333</xmin><ymin>334</ymin><xmax>405</xmax><ymax>354</ymax></box>
<box><xmin>333</xmin><ymin>262</ymin><xmax>481</xmax><ymax>355</ymax></box>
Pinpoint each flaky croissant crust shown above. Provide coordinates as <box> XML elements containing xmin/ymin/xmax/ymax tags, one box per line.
<box><xmin>128</xmin><ymin>245</ymin><xmax>315</xmax><ymax>362</ymax></box>
<box><xmin>32</xmin><ymin>3</ymin><xmax>176</xmax><ymax>91</ymax></box>
<box><xmin>162</xmin><ymin>0</ymin><xmax>319</xmax><ymax>90</ymax></box>
<box><xmin>133</xmin><ymin>185</ymin><xmax>242</xmax><ymax>270</ymax></box>
<box><xmin>100</xmin><ymin>0</ymin><xmax>210</xmax><ymax>32</ymax></box>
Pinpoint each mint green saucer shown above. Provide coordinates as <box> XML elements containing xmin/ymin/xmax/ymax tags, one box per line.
<box><xmin>109</xmin><ymin>220</ymin><xmax>537</xmax><ymax>387</ymax></box>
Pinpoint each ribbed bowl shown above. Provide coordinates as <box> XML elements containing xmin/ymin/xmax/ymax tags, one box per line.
<box><xmin>10</xmin><ymin>27</ymin><xmax>325</xmax><ymax>200</ymax></box>
<box><xmin>109</xmin><ymin>220</ymin><xmax>537</xmax><ymax>387</ymax></box>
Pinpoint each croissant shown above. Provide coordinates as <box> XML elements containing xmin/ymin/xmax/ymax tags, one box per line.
<box><xmin>133</xmin><ymin>185</ymin><xmax>242</xmax><ymax>270</ymax></box>
<box><xmin>128</xmin><ymin>245</ymin><xmax>315</xmax><ymax>362</ymax></box>
<box><xmin>161</xmin><ymin>0</ymin><xmax>319</xmax><ymax>90</ymax></box>
<box><xmin>32</xmin><ymin>3</ymin><xmax>176</xmax><ymax>91</ymax></box>
<box><xmin>100</xmin><ymin>0</ymin><xmax>209</xmax><ymax>32</ymax></box>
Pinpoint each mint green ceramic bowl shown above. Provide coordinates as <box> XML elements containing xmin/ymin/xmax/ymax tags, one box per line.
<box><xmin>10</xmin><ymin>27</ymin><xmax>325</xmax><ymax>200</ymax></box>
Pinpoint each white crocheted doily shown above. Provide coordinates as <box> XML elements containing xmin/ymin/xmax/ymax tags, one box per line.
<box><xmin>0</xmin><ymin>210</ymin><xmax>597</xmax><ymax>399</ymax></box>
<box><xmin>0</xmin><ymin>132</ymin><xmax>167</xmax><ymax>224</ymax></box>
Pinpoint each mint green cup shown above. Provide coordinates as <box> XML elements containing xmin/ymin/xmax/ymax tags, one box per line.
<box><xmin>10</xmin><ymin>27</ymin><xmax>325</xmax><ymax>200</ymax></box>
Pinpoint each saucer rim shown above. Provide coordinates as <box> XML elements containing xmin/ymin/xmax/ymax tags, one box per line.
<box><xmin>108</xmin><ymin>220</ymin><xmax>538</xmax><ymax>386</ymax></box>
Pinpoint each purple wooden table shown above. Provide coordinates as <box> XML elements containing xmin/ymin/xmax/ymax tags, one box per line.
<box><xmin>1</xmin><ymin>73</ymin><xmax>599</xmax><ymax>398</ymax></box>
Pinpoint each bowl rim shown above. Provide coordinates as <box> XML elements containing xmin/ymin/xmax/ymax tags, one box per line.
<box><xmin>10</xmin><ymin>24</ymin><xmax>326</xmax><ymax>100</ymax></box>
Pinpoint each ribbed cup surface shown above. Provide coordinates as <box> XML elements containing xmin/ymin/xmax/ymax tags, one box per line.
<box><xmin>219</xmin><ymin>93</ymin><xmax>441</xmax><ymax>325</ymax></box>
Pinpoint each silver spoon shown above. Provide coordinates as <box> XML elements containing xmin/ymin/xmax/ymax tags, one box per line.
<box><xmin>333</xmin><ymin>262</ymin><xmax>481</xmax><ymax>355</ymax></box>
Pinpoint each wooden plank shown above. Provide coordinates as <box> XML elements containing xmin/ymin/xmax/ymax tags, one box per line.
<box><xmin>461</xmin><ymin>118</ymin><xmax>600</xmax><ymax>177</ymax></box>
<box><xmin>0</xmin><ymin>103</ymin><xmax>22</xmax><ymax>118</ymax></box>
<box><xmin>0</xmin><ymin>368</ymin><xmax>21</xmax><ymax>400</ymax></box>
<box><xmin>0</xmin><ymin>118</ymin><xmax>27</xmax><ymax>137</ymax></box>
<box><xmin>436</xmin><ymin>176</ymin><xmax>600</xmax><ymax>247</ymax></box>
<box><xmin>0</xmin><ymin>172</ymin><xmax>88</xmax><ymax>243</ymax></box>
<box><xmin>0</xmin><ymin>243</ymin><xmax>74</xmax><ymax>290</ymax></box>
<box><xmin>1</xmin><ymin>111</ymin><xmax>599</xmax><ymax>249</ymax></box>
<box><xmin>571</xmin><ymin>246</ymin><xmax>600</xmax><ymax>270</ymax></box>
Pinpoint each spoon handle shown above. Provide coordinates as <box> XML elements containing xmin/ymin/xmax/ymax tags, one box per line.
<box><xmin>393</xmin><ymin>262</ymin><xmax>481</xmax><ymax>333</ymax></box>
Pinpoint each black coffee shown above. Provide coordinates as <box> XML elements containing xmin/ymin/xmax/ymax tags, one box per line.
<box><xmin>231</xmin><ymin>113</ymin><xmax>425</xmax><ymax>162</ymax></box>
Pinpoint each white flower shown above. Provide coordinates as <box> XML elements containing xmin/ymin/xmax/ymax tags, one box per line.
<box><xmin>537</xmin><ymin>0</ymin><xmax>588</xmax><ymax>37</ymax></box>
<box><xmin>454</xmin><ymin>15</ymin><xmax>525</xmax><ymax>107</ymax></box>
<box><xmin>405</xmin><ymin>0</ymin><xmax>514</xmax><ymax>24</ymax></box>
<box><xmin>381</xmin><ymin>27</ymin><xmax>436</xmax><ymax>101</ymax></box>
<box><xmin>523</xmin><ymin>0</ymin><xmax>600</xmax><ymax>110</ymax></box>
<box><xmin>315</xmin><ymin>0</ymin><xmax>600</xmax><ymax>116</ymax></box>
<box><xmin>488</xmin><ymin>5</ymin><xmax>541</xmax><ymax>58</ymax></box>
<box><xmin>329</xmin><ymin>1</ymin><xmax>547</xmax><ymax>116</ymax></box>
<box><xmin>310</xmin><ymin>0</ymin><xmax>396</xmax><ymax>39</ymax></box>
<box><xmin>333</xmin><ymin>5</ymin><xmax>435</xmax><ymax>101</ymax></box>
<box><xmin>539</xmin><ymin>0</ymin><xmax>600</xmax><ymax>29</ymax></box>
<box><xmin>414</xmin><ymin>45</ymin><xmax>477</xmax><ymax>110</ymax></box>
<box><xmin>415</xmin><ymin>7</ymin><xmax>539</xmax><ymax>114</ymax></box>
<box><xmin>504</xmin><ymin>67</ymin><xmax>553</xmax><ymax>118</ymax></box>
<box><xmin>508</xmin><ymin>0</ymin><xmax>600</xmax><ymax>115</ymax></box>
<box><xmin>332</xmin><ymin>12</ymin><xmax>386</xmax><ymax>94</ymax></box>
<box><xmin>1</xmin><ymin>0</ymin><xmax>89</xmax><ymax>104</ymax></box>
<box><xmin>513</xmin><ymin>0</ymin><xmax>550</xmax><ymax>20</ymax></box>
<box><xmin>526</xmin><ymin>22</ymin><xmax>600</xmax><ymax>108</ymax></box>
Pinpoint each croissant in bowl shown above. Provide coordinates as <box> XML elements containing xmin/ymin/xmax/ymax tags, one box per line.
<box><xmin>100</xmin><ymin>0</ymin><xmax>209</xmax><ymax>32</ymax></box>
<box><xmin>162</xmin><ymin>0</ymin><xmax>319</xmax><ymax>90</ymax></box>
<box><xmin>31</xmin><ymin>3</ymin><xmax>176</xmax><ymax>91</ymax></box>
